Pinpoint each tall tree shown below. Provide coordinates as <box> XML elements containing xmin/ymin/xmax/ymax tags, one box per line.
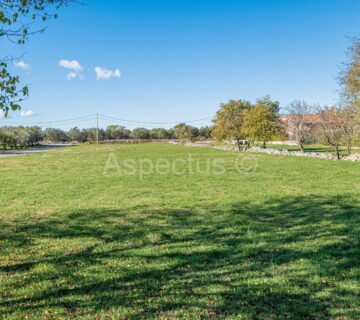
<box><xmin>340</xmin><ymin>38</ymin><xmax>360</xmax><ymax>108</ymax></box>
<box><xmin>1</xmin><ymin>0</ymin><xmax>73</xmax><ymax>116</ymax></box>
<box><xmin>212</xmin><ymin>100</ymin><xmax>251</xmax><ymax>150</ymax></box>
<box><xmin>339</xmin><ymin>39</ymin><xmax>360</xmax><ymax>154</ymax></box>
<box><xmin>242</xmin><ymin>98</ymin><xmax>282</xmax><ymax>148</ymax></box>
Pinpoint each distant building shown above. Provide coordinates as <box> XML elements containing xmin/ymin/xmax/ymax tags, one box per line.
<box><xmin>281</xmin><ymin>114</ymin><xmax>321</xmax><ymax>141</ymax></box>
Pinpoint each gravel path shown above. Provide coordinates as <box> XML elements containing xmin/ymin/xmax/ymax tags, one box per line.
<box><xmin>0</xmin><ymin>145</ymin><xmax>69</xmax><ymax>158</ymax></box>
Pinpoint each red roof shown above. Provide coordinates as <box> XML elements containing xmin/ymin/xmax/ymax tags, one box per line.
<box><xmin>281</xmin><ymin>114</ymin><xmax>321</xmax><ymax>125</ymax></box>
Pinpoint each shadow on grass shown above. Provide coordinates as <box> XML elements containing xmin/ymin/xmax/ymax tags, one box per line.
<box><xmin>0</xmin><ymin>195</ymin><xmax>359</xmax><ymax>319</ymax></box>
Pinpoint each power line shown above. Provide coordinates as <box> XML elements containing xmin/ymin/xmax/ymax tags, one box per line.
<box><xmin>98</xmin><ymin>114</ymin><xmax>214</xmax><ymax>125</ymax></box>
<box><xmin>98</xmin><ymin>117</ymin><xmax>167</xmax><ymax>129</ymax></box>
<box><xmin>0</xmin><ymin>114</ymin><xmax>97</xmax><ymax>125</ymax></box>
<box><xmin>0</xmin><ymin>113</ymin><xmax>214</xmax><ymax>127</ymax></box>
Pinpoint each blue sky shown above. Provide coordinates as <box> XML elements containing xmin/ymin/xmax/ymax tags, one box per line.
<box><xmin>1</xmin><ymin>0</ymin><xmax>360</xmax><ymax>129</ymax></box>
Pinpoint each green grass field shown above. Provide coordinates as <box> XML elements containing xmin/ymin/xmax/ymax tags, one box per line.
<box><xmin>1</xmin><ymin>143</ymin><xmax>359</xmax><ymax>319</ymax></box>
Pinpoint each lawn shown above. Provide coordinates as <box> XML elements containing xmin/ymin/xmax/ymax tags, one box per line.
<box><xmin>0</xmin><ymin>143</ymin><xmax>359</xmax><ymax>319</ymax></box>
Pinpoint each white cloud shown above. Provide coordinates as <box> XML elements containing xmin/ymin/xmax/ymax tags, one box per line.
<box><xmin>94</xmin><ymin>66</ymin><xmax>121</xmax><ymax>80</ymax></box>
<box><xmin>14</xmin><ymin>60</ymin><xmax>31</xmax><ymax>71</ymax></box>
<box><xmin>20</xmin><ymin>110</ymin><xmax>35</xmax><ymax>117</ymax></box>
<box><xmin>58</xmin><ymin>59</ymin><xmax>84</xmax><ymax>80</ymax></box>
<box><xmin>66</xmin><ymin>72</ymin><xmax>77</xmax><ymax>80</ymax></box>
<box><xmin>0</xmin><ymin>111</ymin><xmax>5</xmax><ymax>118</ymax></box>
<box><xmin>59</xmin><ymin>59</ymin><xmax>83</xmax><ymax>72</ymax></box>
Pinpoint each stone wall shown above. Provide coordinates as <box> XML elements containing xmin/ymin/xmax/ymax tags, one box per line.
<box><xmin>169</xmin><ymin>141</ymin><xmax>360</xmax><ymax>162</ymax></box>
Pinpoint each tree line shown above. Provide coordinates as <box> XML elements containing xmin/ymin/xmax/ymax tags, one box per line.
<box><xmin>0</xmin><ymin>124</ymin><xmax>212</xmax><ymax>149</ymax></box>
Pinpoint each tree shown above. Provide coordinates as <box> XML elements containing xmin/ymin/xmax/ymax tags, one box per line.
<box><xmin>173</xmin><ymin>123</ymin><xmax>199</xmax><ymax>143</ymax></box>
<box><xmin>212</xmin><ymin>100</ymin><xmax>251</xmax><ymax>150</ymax></box>
<box><xmin>0</xmin><ymin>60</ymin><xmax>29</xmax><ymax>115</ymax></box>
<box><xmin>68</xmin><ymin>127</ymin><xmax>82</xmax><ymax>142</ymax></box>
<box><xmin>257</xmin><ymin>96</ymin><xmax>280</xmax><ymax>114</ymax></box>
<box><xmin>28</xmin><ymin>126</ymin><xmax>43</xmax><ymax>145</ymax></box>
<box><xmin>285</xmin><ymin>100</ymin><xmax>315</xmax><ymax>152</ymax></box>
<box><xmin>85</xmin><ymin>128</ymin><xmax>105</xmax><ymax>142</ymax></box>
<box><xmin>0</xmin><ymin>127</ymin><xmax>14</xmax><ymax>149</ymax></box>
<box><xmin>242</xmin><ymin>98</ymin><xmax>282</xmax><ymax>148</ymax></box>
<box><xmin>340</xmin><ymin>38</ymin><xmax>360</xmax><ymax>108</ymax></box>
<box><xmin>338</xmin><ymin>38</ymin><xmax>360</xmax><ymax>154</ymax></box>
<box><xmin>106</xmin><ymin>125</ymin><xmax>121</xmax><ymax>140</ymax></box>
<box><xmin>80</xmin><ymin>128</ymin><xmax>89</xmax><ymax>142</ymax></box>
<box><xmin>43</xmin><ymin>128</ymin><xmax>69</xmax><ymax>143</ymax></box>
<box><xmin>339</xmin><ymin>105</ymin><xmax>359</xmax><ymax>155</ymax></box>
<box><xmin>149</xmin><ymin>128</ymin><xmax>170</xmax><ymax>140</ymax></box>
<box><xmin>130</xmin><ymin>127</ymin><xmax>150</xmax><ymax>140</ymax></box>
<box><xmin>16</xmin><ymin>127</ymin><xmax>30</xmax><ymax>149</ymax></box>
<box><xmin>1</xmin><ymin>0</ymin><xmax>74</xmax><ymax>116</ymax></box>
<box><xmin>105</xmin><ymin>125</ymin><xmax>130</xmax><ymax>140</ymax></box>
<box><xmin>318</xmin><ymin>107</ymin><xmax>344</xmax><ymax>160</ymax></box>
<box><xmin>199</xmin><ymin>126</ymin><xmax>212</xmax><ymax>139</ymax></box>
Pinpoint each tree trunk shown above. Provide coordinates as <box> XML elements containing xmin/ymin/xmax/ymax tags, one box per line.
<box><xmin>263</xmin><ymin>141</ymin><xmax>266</xmax><ymax>149</ymax></box>
<box><xmin>300</xmin><ymin>142</ymin><xmax>304</xmax><ymax>153</ymax></box>
<box><xmin>335</xmin><ymin>145</ymin><xmax>340</xmax><ymax>160</ymax></box>
<box><xmin>347</xmin><ymin>138</ymin><xmax>352</xmax><ymax>155</ymax></box>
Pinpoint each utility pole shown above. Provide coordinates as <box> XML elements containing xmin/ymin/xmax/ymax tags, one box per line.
<box><xmin>96</xmin><ymin>114</ymin><xmax>99</xmax><ymax>144</ymax></box>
